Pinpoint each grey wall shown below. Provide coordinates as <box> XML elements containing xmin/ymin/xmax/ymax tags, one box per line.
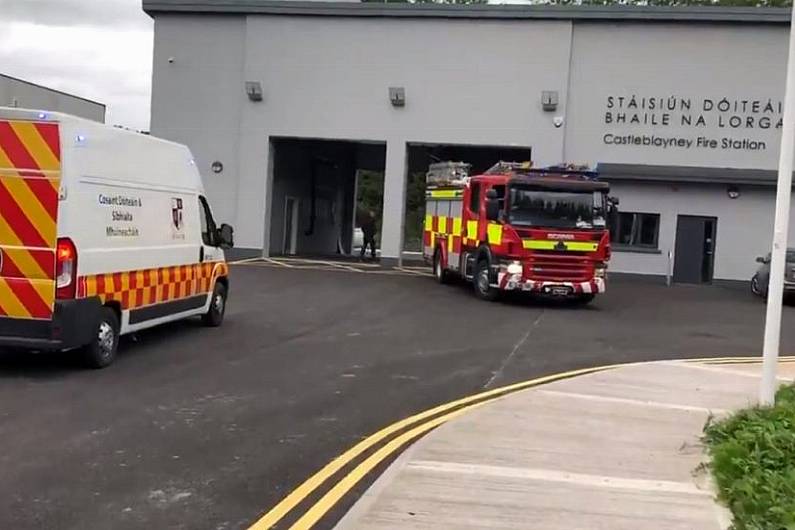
<box><xmin>151</xmin><ymin>14</ymin><xmax>573</xmax><ymax>255</ymax></box>
<box><xmin>0</xmin><ymin>74</ymin><xmax>105</xmax><ymax>123</ymax></box>
<box><xmin>149</xmin><ymin>12</ymin><xmax>794</xmax><ymax>274</ymax></box>
<box><xmin>566</xmin><ymin>23</ymin><xmax>787</xmax><ymax>170</ymax></box>
<box><xmin>609</xmin><ymin>181</ymin><xmax>795</xmax><ymax>281</ymax></box>
<box><xmin>150</xmin><ymin>15</ymin><xmax>246</xmax><ymax>229</ymax></box>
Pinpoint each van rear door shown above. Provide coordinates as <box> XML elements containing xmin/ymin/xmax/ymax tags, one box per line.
<box><xmin>0</xmin><ymin>119</ymin><xmax>60</xmax><ymax>321</ymax></box>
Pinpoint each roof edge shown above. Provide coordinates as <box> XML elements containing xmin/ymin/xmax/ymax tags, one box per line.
<box><xmin>598</xmin><ymin>163</ymin><xmax>790</xmax><ymax>186</ymax></box>
<box><xmin>0</xmin><ymin>73</ymin><xmax>107</xmax><ymax>110</ymax></box>
<box><xmin>142</xmin><ymin>1</ymin><xmax>792</xmax><ymax>24</ymax></box>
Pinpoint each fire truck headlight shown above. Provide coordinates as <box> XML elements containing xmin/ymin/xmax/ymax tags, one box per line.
<box><xmin>595</xmin><ymin>265</ymin><xmax>607</xmax><ymax>278</ymax></box>
<box><xmin>507</xmin><ymin>261</ymin><xmax>523</xmax><ymax>275</ymax></box>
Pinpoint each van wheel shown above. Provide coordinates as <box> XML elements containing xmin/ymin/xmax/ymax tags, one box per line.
<box><xmin>82</xmin><ymin>307</ymin><xmax>120</xmax><ymax>369</ymax></box>
<box><xmin>433</xmin><ymin>248</ymin><xmax>450</xmax><ymax>284</ymax></box>
<box><xmin>474</xmin><ymin>259</ymin><xmax>499</xmax><ymax>302</ymax></box>
<box><xmin>202</xmin><ymin>282</ymin><xmax>227</xmax><ymax>327</ymax></box>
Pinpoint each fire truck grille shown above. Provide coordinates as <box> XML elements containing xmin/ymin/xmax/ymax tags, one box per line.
<box><xmin>526</xmin><ymin>256</ymin><xmax>592</xmax><ymax>281</ymax></box>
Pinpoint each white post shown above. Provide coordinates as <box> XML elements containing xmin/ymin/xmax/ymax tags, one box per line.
<box><xmin>761</xmin><ymin>5</ymin><xmax>795</xmax><ymax>406</ymax></box>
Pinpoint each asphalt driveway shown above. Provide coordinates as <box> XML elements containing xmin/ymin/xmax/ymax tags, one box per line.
<box><xmin>1</xmin><ymin>264</ymin><xmax>793</xmax><ymax>530</ymax></box>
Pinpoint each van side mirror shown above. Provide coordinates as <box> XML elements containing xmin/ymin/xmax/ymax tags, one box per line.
<box><xmin>217</xmin><ymin>223</ymin><xmax>234</xmax><ymax>249</ymax></box>
<box><xmin>756</xmin><ymin>256</ymin><xmax>767</xmax><ymax>264</ymax></box>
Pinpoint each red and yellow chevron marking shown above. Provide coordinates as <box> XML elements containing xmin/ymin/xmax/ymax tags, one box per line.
<box><xmin>0</xmin><ymin>120</ymin><xmax>61</xmax><ymax>320</ymax></box>
<box><xmin>423</xmin><ymin>214</ymin><xmax>467</xmax><ymax>253</ymax></box>
<box><xmin>78</xmin><ymin>262</ymin><xmax>229</xmax><ymax>311</ymax></box>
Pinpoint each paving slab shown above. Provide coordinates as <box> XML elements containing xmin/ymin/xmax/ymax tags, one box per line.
<box><xmin>336</xmin><ymin>360</ymin><xmax>795</xmax><ymax>530</ymax></box>
<box><xmin>705</xmin><ymin>361</ymin><xmax>795</xmax><ymax>381</ymax></box>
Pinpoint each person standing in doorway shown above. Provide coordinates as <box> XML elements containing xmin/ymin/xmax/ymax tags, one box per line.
<box><xmin>357</xmin><ymin>207</ymin><xmax>378</xmax><ymax>260</ymax></box>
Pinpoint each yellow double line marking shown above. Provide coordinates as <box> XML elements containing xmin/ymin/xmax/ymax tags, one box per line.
<box><xmin>248</xmin><ymin>364</ymin><xmax>614</xmax><ymax>529</ymax></box>
<box><xmin>247</xmin><ymin>355</ymin><xmax>795</xmax><ymax>529</ymax></box>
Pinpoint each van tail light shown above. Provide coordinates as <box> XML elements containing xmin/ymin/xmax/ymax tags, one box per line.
<box><xmin>56</xmin><ymin>238</ymin><xmax>77</xmax><ymax>299</ymax></box>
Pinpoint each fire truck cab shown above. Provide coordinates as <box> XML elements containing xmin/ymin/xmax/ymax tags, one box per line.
<box><xmin>423</xmin><ymin>162</ymin><xmax>615</xmax><ymax>304</ymax></box>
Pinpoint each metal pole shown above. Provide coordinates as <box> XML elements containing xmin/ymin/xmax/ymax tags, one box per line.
<box><xmin>761</xmin><ymin>5</ymin><xmax>795</xmax><ymax>406</ymax></box>
<box><xmin>666</xmin><ymin>250</ymin><xmax>672</xmax><ymax>287</ymax></box>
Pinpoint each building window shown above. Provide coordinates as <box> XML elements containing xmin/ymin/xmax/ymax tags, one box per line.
<box><xmin>612</xmin><ymin>212</ymin><xmax>660</xmax><ymax>249</ymax></box>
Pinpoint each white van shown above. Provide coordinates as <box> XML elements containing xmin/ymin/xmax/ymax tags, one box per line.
<box><xmin>0</xmin><ymin>108</ymin><xmax>233</xmax><ymax>367</ymax></box>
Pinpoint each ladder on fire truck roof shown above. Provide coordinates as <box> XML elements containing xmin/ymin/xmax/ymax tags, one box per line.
<box><xmin>485</xmin><ymin>161</ymin><xmax>599</xmax><ymax>180</ymax></box>
<box><xmin>426</xmin><ymin>161</ymin><xmax>471</xmax><ymax>187</ymax></box>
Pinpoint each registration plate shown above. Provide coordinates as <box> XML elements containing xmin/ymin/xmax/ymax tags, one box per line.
<box><xmin>547</xmin><ymin>286</ymin><xmax>572</xmax><ymax>296</ymax></box>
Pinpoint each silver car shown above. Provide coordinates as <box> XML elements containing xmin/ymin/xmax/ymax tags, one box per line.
<box><xmin>751</xmin><ymin>248</ymin><xmax>795</xmax><ymax>298</ymax></box>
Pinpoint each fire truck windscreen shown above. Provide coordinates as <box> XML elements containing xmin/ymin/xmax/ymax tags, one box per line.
<box><xmin>507</xmin><ymin>187</ymin><xmax>607</xmax><ymax>230</ymax></box>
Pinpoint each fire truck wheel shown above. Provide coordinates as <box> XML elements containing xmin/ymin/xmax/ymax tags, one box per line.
<box><xmin>474</xmin><ymin>259</ymin><xmax>499</xmax><ymax>301</ymax></box>
<box><xmin>572</xmin><ymin>293</ymin><xmax>595</xmax><ymax>305</ymax></box>
<box><xmin>433</xmin><ymin>248</ymin><xmax>450</xmax><ymax>284</ymax></box>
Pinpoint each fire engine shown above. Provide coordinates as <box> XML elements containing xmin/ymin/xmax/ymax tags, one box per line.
<box><xmin>422</xmin><ymin>161</ymin><xmax>617</xmax><ymax>304</ymax></box>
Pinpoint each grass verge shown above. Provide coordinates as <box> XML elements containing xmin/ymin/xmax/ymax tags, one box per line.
<box><xmin>703</xmin><ymin>384</ymin><xmax>795</xmax><ymax>530</ymax></box>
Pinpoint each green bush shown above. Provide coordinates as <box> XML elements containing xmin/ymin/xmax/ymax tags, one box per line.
<box><xmin>704</xmin><ymin>384</ymin><xmax>795</xmax><ymax>530</ymax></box>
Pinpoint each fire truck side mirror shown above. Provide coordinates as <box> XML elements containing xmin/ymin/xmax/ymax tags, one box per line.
<box><xmin>486</xmin><ymin>198</ymin><xmax>500</xmax><ymax>221</ymax></box>
<box><xmin>607</xmin><ymin>197</ymin><xmax>620</xmax><ymax>231</ymax></box>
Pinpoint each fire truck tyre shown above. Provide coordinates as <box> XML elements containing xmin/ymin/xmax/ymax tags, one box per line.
<box><xmin>81</xmin><ymin>307</ymin><xmax>120</xmax><ymax>369</ymax></box>
<box><xmin>474</xmin><ymin>259</ymin><xmax>499</xmax><ymax>301</ymax></box>
<box><xmin>573</xmin><ymin>293</ymin><xmax>595</xmax><ymax>305</ymax></box>
<box><xmin>433</xmin><ymin>248</ymin><xmax>450</xmax><ymax>284</ymax></box>
<box><xmin>202</xmin><ymin>282</ymin><xmax>227</xmax><ymax>327</ymax></box>
<box><xmin>751</xmin><ymin>274</ymin><xmax>764</xmax><ymax>298</ymax></box>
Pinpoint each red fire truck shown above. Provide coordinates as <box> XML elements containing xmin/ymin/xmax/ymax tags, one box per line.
<box><xmin>423</xmin><ymin>161</ymin><xmax>616</xmax><ymax>304</ymax></box>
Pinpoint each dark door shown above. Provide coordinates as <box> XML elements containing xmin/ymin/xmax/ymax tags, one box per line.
<box><xmin>674</xmin><ymin>215</ymin><xmax>718</xmax><ymax>284</ymax></box>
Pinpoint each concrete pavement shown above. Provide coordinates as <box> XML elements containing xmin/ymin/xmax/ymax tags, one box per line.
<box><xmin>336</xmin><ymin>359</ymin><xmax>795</xmax><ymax>530</ymax></box>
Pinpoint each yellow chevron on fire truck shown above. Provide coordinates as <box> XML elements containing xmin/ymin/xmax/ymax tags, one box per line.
<box><xmin>423</xmin><ymin>162</ymin><xmax>613</xmax><ymax>303</ymax></box>
<box><xmin>0</xmin><ymin>108</ymin><xmax>234</xmax><ymax>368</ymax></box>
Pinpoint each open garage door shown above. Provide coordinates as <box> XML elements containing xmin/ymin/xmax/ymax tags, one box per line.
<box><xmin>268</xmin><ymin>138</ymin><xmax>385</xmax><ymax>258</ymax></box>
<box><xmin>403</xmin><ymin>143</ymin><xmax>532</xmax><ymax>252</ymax></box>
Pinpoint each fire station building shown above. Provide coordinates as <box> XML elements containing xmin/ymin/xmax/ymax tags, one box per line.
<box><xmin>143</xmin><ymin>1</ymin><xmax>795</xmax><ymax>284</ymax></box>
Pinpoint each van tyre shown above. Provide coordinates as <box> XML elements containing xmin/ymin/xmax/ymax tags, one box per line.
<box><xmin>202</xmin><ymin>282</ymin><xmax>227</xmax><ymax>327</ymax></box>
<box><xmin>433</xmin><ymin>248</ymin><xmax>450</xmax><ymax>285</ymax></box>
<box><xmin>82</xmin><ymin>307</ymin><xmax>120</xmax><ymax>369</ymax></box>
<box><xmin>474</xmin><ymin>259</ymin><xmax>499</xmax><ymax>302</ymax></box>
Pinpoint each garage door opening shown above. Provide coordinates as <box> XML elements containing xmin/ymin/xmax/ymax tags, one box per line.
<box><xmin>268</xmin><ymin>138</ymin><xmax>385</xmax><ymax>258</ymax></box>
<box><xmin>403</xmin><ymin>143</ymin><xmax>532</xmax><ymax>252</ymax></box>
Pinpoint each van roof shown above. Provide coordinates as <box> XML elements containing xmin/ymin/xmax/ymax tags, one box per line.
<box><xmin>0</xmin><ymin>106</ymin><xmax>204</xmax><ymax>192</ymax></box>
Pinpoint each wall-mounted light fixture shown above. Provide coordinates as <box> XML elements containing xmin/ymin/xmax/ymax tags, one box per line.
<box><xmin>541</xmin><ymin>90</ymin><xmax>559</xmax><ymax>112</ymax></box>
<box><xmin>389</xmin><ymin>87</ymin><xmax>405</xmax><ymax>107</ymax></box>
<box><xmin>245</xmin><ymin>81</ymin><xmax>263</xmax><ymax>102</ymax></box>
<box><xmin>727</xmin><ymin>185</ymin><xmax>741</xmax><ymax>199</ymax></box>
<box><xmin>211</xmin><ymin>161</ymin><xmax>224</xmax><ymax>174</ymax></box>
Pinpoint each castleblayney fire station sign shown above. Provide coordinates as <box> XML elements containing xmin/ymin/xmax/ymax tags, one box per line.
<box><xmin>601</xmin><ymin>94</ymin><xmax>782</xmax><ymax>153</ymax></box>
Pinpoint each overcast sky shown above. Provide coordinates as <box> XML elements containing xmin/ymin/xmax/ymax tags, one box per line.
<box><xmin>1</xmin><ymin>0</ymin><xmax>533</xmax><ymax>132</ymax></box>
<box><xmin>0</xmin><ymin>0</ymin><xmax>153</xmax><ymax>131</ymax></box>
